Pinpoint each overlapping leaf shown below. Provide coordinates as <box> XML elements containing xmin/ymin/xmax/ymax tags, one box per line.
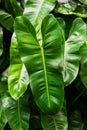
<box><xmin>69</xmin><ymin>110</ymin><xmax>83</xmax><ymax>130</ymax></box>
<box><xmin>0</xmin><ymin>10</ymin><xmax>14</xmax><ymax>31</ymax></box>
<box><xmin>8</xmin><ymin>33</ymin><xmax>29</xmax><ymax>100</ymax></box>
<box><xmin>5</xmin><ymin>0</ymin><xmax>23</xmax><ymax>17</ymax></box>
<box><xmin>14</xmin><ymin>14</ymin><xmax>64</xmax><ymax>114</ymax></box>
<box><xmin>23</xmin><ymin>0</ymin><xmax>55</xmax><ymax>26</ymax></box>
<box><xmin>41</xmin><ymin>102</ymin><xmax>68</xmax><ymax>130</ymax></box>
<box><xmin>62</xmin><ymin>18</ymin><xmax>86</xmax><ymax>86</ymax></box>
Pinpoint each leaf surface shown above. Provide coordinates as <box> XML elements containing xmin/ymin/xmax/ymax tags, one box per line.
<box><xmin>8</xmin><ymin>34</ymin><xmax>29</xmax><ymax>100</ymax></box>
<box><xmin>41</xmin><ymin>102</ymin><xmax>68</xmax><ymax>130</ymax></box>
<box><xmin>63</xmin><ymin>18</ymin><xmax>86</xmax><ymax>86</ymax></box>
<box><xmin>14</xmin><ymin>14</ymin><xmax>64</xmax><ymax>113</ymax></box>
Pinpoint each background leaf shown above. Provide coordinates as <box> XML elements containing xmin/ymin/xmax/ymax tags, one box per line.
<box><xmin>0</xmin><ymin>81</ymin><xmax>30</xmax><ymax>130</ymax></box>
<box><xmin>69</xmin><ymin>110</ymin><xmax>83</xmax><ymax>130</ymax></box>
<box><xmin>0</xmin><ymin>27</ymin><xmax>3</xmax><ymax>56</ymax></box>
<box><xmin>8</xmin><ymin>33</ymin><xmax>29</xmax><ymax>100</ymax></box>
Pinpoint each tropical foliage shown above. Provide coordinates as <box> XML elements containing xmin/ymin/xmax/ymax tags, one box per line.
<box><xmin>0</xmin><ymin>0</ymin><xmax>87</xmax><ymax>130</ymax></box>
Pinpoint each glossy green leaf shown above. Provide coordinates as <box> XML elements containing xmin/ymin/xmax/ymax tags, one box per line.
<box><xmin>56</xmin><ymin>1</ymin><xmax>77</xmax><ymax>14</ymax></box>
<box><xmin>24</xmin><ymin>0</ymin><xmax>55</xmax><ymax>26</ymax></box>
<box><xmin>69</xmin><ymin>110</ymin><xmax>83</xmax><ymax>130</ymax></box>
<box><xmin>41</xmin><ymin>102</ymin><xmax>68</xmax><ymax>130</ymax></box>
<box><xmin>8</xmin><ymin>33</ymin><xmax>29</xmax><ymax>100</ymax></box>
<box><xmin>0</xmin><ymin>100</ymin><xmax>7</xmax><ymax>130</ymax></box>
<box><xmin>14</xmin><ymin>14</ymin><xmax>64</xmax><ymax>113</ymax></box>
<box><xmin>0</xmin><ymin>27</ymin><xmax>3</xmax><ymax>56</ymax></box>
<box><xmin>0</xmin><ymin>80</ymin><xmax>30</xmax><ymax>130</ymax></box>
<box><xmin>79</xmin><ymin>0</ymin><xmax>87</xmax><ymax>4</ymax></box>
<box><xmin>0</xmin><ymin>10</ymin><xmax>14</xmax><ymax>31</ymax></box>
<box><xmin>63</xmin><ymin>18</ymin><xmax>86</xmax><ymax>86</ymax></box>
<box><xmin>80</xmin><ymin>44</ymin><xmax>87</xmax><ymax>88</ymax></box>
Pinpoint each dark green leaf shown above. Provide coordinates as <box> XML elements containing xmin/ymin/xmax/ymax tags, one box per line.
<box><xmin>79</xmin><ymin>0</ymin><xmax>87</xmax><ymax>4</ymax></box>
<box><xmin>69</xmin><ymin>110</ymin><xmax>83</xmax><ymax>130</ymax></box>
<box><xmin>0</xmin><ymin>27</ymin><xmax>3</xmax><ymax>56</ymax></box>
<box><xmin>63</xmin><ymin>18</ymin><xmax>86</xmax><ymax>86</ymax></box>
<box><xmin>0</xmin><ymin>10</ymin><xmax>14</xmax><ymax>31</ymax></box>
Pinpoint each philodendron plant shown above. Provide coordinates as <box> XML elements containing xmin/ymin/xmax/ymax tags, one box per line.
<box><xmin>0</xmin><ymin>0</ymin><xmax>87</xmax><ymax>130</ymax></box>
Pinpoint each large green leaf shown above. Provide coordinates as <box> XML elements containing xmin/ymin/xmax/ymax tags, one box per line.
<box><xmin>8</xmin><ymin>33</ymin><xmax>29</xmax><ymax>100</ymax></box>
<box><xmin>0</xmin><ymin>10</ymin><xmax>14</xmax><ymax>31</ymax></box>
<box><xmin>23</xmin><ymin>0</ymin><xmax>55</xmax><ymax>26</ymax></box>
<box><xmin>69</xmin><ymin>110</ymin><xmax>83</xmax><ymax>130</ymax></box>
<box><xmin>1</xmin><ymin>83</ymin><xmax>30</xmax><ymax>130</ymax></box>
<box><xmin>80</xmin><ymin>43</ymin><xmax>87</xmax><ymax>88</ymax></box>
<box><xmin>41</xmin><ymin>101</ymin><xmax>68</xmax><ymax>130</ymax></box>
<box><xmin>14</xmin><ymin>14</ymin><xmax>64</xmax><ymax>113</ymax></box>
<box><xmin>63</xmin><ymin>18</ymin><xmax>86</xmax><ymax>86</ymax></box>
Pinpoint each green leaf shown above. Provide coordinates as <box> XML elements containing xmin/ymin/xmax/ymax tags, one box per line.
<box><xmin>63</xmin><ymin>18</ymin><xmax>86</xmax><ymax>86</ymax></box>
<box><xmin>56</xmin><ymin>1</ymin><xmax>77</xmax><ymax>14</ymax></box>
<box><xmin>41</xmin><ymin>101</ymin><xmax>68</xmax><ymax>130</ymax></box>
<box><xmin>0</xmin><ymin>27</ymin><xmax>3</xmax><ymax>56</ymax></box>
<box><xmin>79</xmin><ymin>0</ymin><xmax>87</xmax><ymax>4</ymax></box>
<box><xmin>14</xmin><ymin>14</ymin><xmax>64</xmax><ymax>114</ymax></box>
<box><xmin>80</xmin><ymin>44</ymin><xmax>87</xmax><ymax>88</ymax></box>
<box><xmin>8</xmin><ymin>33</ymin><xmax>29</xmax><ymax>100</ymax></box>
<box><xmin>0</xmin><ymin>100</ymin><xmax>7</xmax><ymax>130</ymax></box>
<box><xmin>69</xmin><ymin>110</ymin><xmax>83</xmax><ymax>130</ymax></box>
<box><xmin>1</xmin><ymin>82</ymin><xmax>30</xmax><ymax>130</ymax></box>
<box><xmin>0</xmin><ymin>10</ymin><xmax>14</xmax><ymax>31</ymax></box>
<box><xmin>5</xmin><ymin>0</ymin><xmax>23</xmax><ymax>17</ymax></box>
<box><xmin>24</xmin><ymin>0</ymin><xmax>55</xmax><ymax>26</ymax></box>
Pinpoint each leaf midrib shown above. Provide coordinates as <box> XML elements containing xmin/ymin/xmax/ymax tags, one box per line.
<box><xmin>34</xmin><ymin>0</ymin><xmax>44</xmax><ymax>24</ymax></box>
<box><xmin>41</xmin><ymin>46</ymin><xmax>50</xmax><ymax>107</ymax></box>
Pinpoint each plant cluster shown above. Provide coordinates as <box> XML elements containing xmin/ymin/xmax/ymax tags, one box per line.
<box><xmin>0</xmin><ymin>0</ymin><xmax>87</xmax><ymax>130</ymax></box>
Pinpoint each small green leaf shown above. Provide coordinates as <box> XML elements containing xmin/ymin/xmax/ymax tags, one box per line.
<box><xmin>63</xmin><ymin>18</ymin><xmax>86</xmax><ymax>86</ymax></box>
<box><xmin>5</xmin><ymin>0</ymin><xmax>23</xmax><ymax>17</ymax></box>
<box><xmin>8</xmin><ymin>33</ymin><xmax>29</xmax><ymax>100</ymax></box>
<box><xmin>0</xmin><ymin>10</ymin><xmax>14</xmax><ymax>31</ymax></box>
